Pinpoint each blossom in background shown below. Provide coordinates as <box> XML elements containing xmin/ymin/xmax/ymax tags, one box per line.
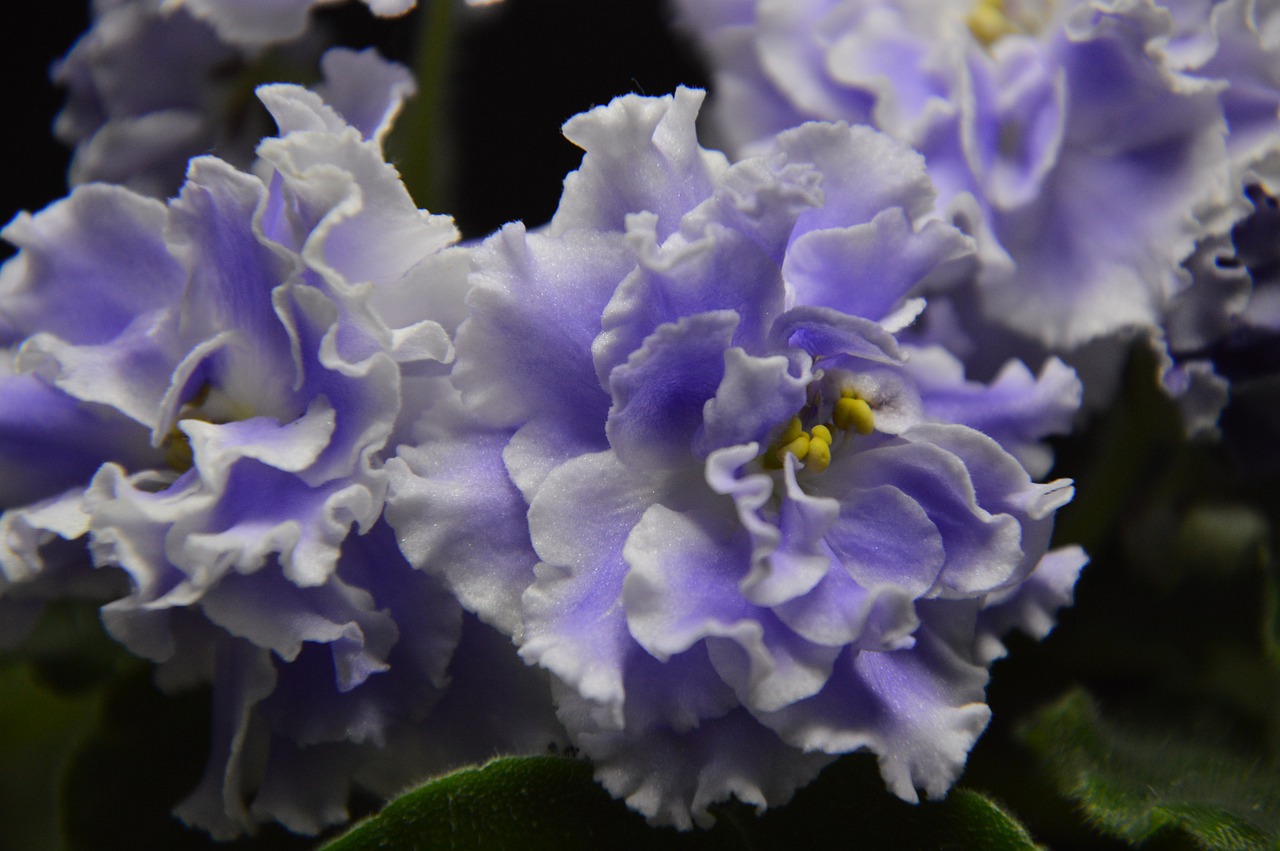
<box><xmin>388</xmin><ymin>87</ymin><xmax>1085</xmax><ymax>827</ymax></box>
<box><xmin>53</xmin><ymin>0</ymin><xmax>507</xmax><ymax>197</ymax></box>
<box><xmin>0</xmin><ymin>50</ymin><xmax>560</xmax><ymax>838</ymax></box>
<box><xmin>674</xmin><ymin>0</ymin><xmax>1239</xmax><ymax>365</ymax></box>
<box><xmin>168</xmin><ymin>0</ymin><xmax>416</xmax><ymax>45</ymax></box>
<box><xmin>1149</xmin><ymin>0</ymin><xmax>1280</xmax><ymax>436</ymax></box>
<box><xmin>54</xmin><ymin>0</ymin><xmax>250</xmax><ymax>197</ymax></box>
<box><xmin>55</xmin><ymin>0</ymin><xmax>421</xmax><ymax>197</ymax></box>
<box><xmin>1155</xmin><ymin>0</ymin><xmax>1280</xmax><ymax>174</ymax></box>
<box><xmin>1161</xmin><ymin>175</ymin><xmax>1280</xmax><ymax>457</ymax></box>
<box><xmin>168</xmin><ymin>0</ymin><xmax>502</xmax><ymax>44</ymax></box>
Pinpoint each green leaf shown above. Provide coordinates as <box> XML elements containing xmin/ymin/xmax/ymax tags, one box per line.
<box><xmin>0</xmin><ymin>663</ymin><xmax>100</xmax><ymax>851</ymax></box>
<box><xmin>747</xmin><ymin>755</ymin><xmax>1043</xmax><ymax>851</ymax></box>
<box><xmin>386</xmin><ymin>0</ymin><xmax>454</xmax><ymax>212</ymax></box>
<box><xmin>1021</xmin><ymin>689</ymin><xmax>1280</xmax><ymax>851</ymax></box>
<box><xmin>320</xmin><ymin>752</ymin><xmax>1042</xmax><ymax>851</ymax></box>
<box><xmin>319</xmin><ymin>754</ymin><xmax>674</xmax><ymax>851</ymax></box>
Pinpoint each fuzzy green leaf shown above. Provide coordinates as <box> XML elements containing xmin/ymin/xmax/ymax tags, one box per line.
<box><xmin>1022</xmin><ymin>689</ymin><xmax>1280</xmax><ymax>851</ymax></box>
<box><xmin>319</xmin><ymin>753</ymin><xmax>1042</xmax><ymax>851</ymax></box>
<box><xmin>319</xmin><ymin>755</ymin><xmax>676</xmax><ymax>851</ymax></box>
<box><xmin>0</xmin><ymin>664</ymin><xmax>100</xmax><ymax>850</ymax></box>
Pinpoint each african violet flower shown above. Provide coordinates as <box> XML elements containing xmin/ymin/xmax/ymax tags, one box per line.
<box><xmin>1145</xmin><ymin>0</ymin><xmax>1280</xmax><ymax>435</ymax></box>
<box><xmin>54</xmin><ymin>0</ymin><xmax>245</xmax><ymax>196</ymax></box>
<box><xmin>55</xmin><ymin>1</ymin><xmax>422</xmax><ymax>197</ymax></box>
<box><xmin>168</xmin><ymin>0</ymin><xmax>417</xmax><ymax>46</ymax></box>
<box><xmin>1</xmin><ymin>52</ymin><xmax>560</xmax><ymax>838</ymax></box>
<box><xmin>169</xmin><ymin>0</ymin><xmax>502</xmax><ymax>45</ymax></box>
<box><xmin>387</xmin><ymin>87</ymin><xmax>1085</xmax><ymax>827</ymax></box>
<box><xmin>1160</xmin><ymin>172</ymin><xmax>1280</xmax><ymax>454</ymax></box>
<box><xmin>675</xmin><ymin>0</ymin><xmax>1239</xmax><ymax>354</ymax></box>
<box><xmin>1155</xmin><ymin>0</ymin><xmax>1280</xmax><ymax>175</ymax></box>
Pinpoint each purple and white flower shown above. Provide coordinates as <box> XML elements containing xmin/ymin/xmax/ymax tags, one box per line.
<box><xmin>1148</xmin><ymin>0</ymin><xmax>1280</xmax><ymax>436</ymax></box>
<box><xmin>167</xmin><ymin>0</ymin><xmax>416</xmax><ymax>46</ymax></box>
<box><xmin>54</xmin><ymin>1</ymin><xmax>417</xmax><ymax>197</ymax></box>
<box><xmin>167</xmin><ymin>0</ymin><xmax>503</xmax><ymax>46</ymax></box>
<box><xmin>675</xmin><ymin>0</ymin><xmax>1239</xmax><ymax>354</ymax></box>
<box><xmin>388</xmin><ymin>88</ymin><xmax>1085</xmax><ymax>827</ymax></box>
<box><xmin>1</xmin><ymin>57</ymin><xmax>559</xmax><ymax>838</ymax></box>
<box><xmin>1156</xmin><ymin>0</ymin><xmax>1280</xmax><ymax>174</ymax></box>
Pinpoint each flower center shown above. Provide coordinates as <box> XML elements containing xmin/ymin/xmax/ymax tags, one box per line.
<box><xmin>763</xmin><ymin>388</ymin><xmax>876</xmax><ymax>474</ymax></box>
<box><xmin>967</xmin><ymin>0</ymin><xmax>1054</xmax><ymax>46</ymax></box>
<box><xmin>968</xmin><ymin>0</ymin><xmax>1017</xmax><ymax>46</ymax></box>
<box><xmin>161</xmin><ymin>384</ymin><xmax>256</xmax><ymax>473</ymax></box>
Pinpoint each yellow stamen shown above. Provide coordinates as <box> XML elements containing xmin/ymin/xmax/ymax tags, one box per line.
<box><xmin>806</xmin><ymin>438</ymin><xmax>831</xmax><ymax>472</ymax></box>
<box><xmin>968</xmin><ymin>0</ymin><xmax>1017</xmax><ymax>46</ymax></box>
<box><xmin>778</xmin><ymin>416</ymin><xmax>804</xmax><ymax>445</ymax></box>
<box><xmin>760</xmin><ymin>383</ymin><xmax>877</xmax><ymax>474</ymax></box>
<box><xmin>776</xmin><ymin>433</ymin><xmax>811</xmax><ymax>466</ymax></box>
<box><xmin>159</xmin><ymin>383</ymin><xmax>255</xmax><ymax>474</ymax></box>
<box><xmin>163</xmin><ymin>428</ymin><xmax>195</xmax><ymax>474</ymax></box>
<box><xmin>834</xmin><ymin>396</ymin><xmax>875</xmax><ymax>435</ymax></box>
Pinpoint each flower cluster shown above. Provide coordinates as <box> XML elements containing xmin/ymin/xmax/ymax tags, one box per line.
<box><xmin>2</xmin><ymin>52</ymin><xmax>559</xmax><ymax>837</ymax></box>
<box><xmin>10</xmin><ymin>0</ymin><xmax>1278</xmax><ymax>842</ymax></box>
<box><xmin>675</xmin><ymin>0</ymin><xmax>1275</xmax><ymax>431</ymax></box>
<box><xmin>386</xmin><ymin>87</ymin><xmax>1084</xmax><ymax>826</ymax></box>
<box><xmin>54</xmin><ymin>0</ymin><xmax>505</xmax><ymax>196</ymax></box>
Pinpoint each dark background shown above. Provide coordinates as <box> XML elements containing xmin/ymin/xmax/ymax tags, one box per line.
<box><xmin>4</xmin><ymin>7</ymin><xmax>1279</xmax><ymax>851</ymax></box>
<box><xmin>1</xmin><ymin>1</ymin><xmax>91</xmax><ymax>232</ymax></box>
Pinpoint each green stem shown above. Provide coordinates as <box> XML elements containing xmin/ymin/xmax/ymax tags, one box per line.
<box><xmin>1052</xmin><ymin>342</ymin><xmax>1181</xmax><ymax>554</ymax></box>
<box><xmin>394</xmin><ymin>0</ymin><xmax>455</xmax><ymax>212</ymax></box>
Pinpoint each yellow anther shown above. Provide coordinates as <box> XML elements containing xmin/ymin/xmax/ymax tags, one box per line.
<box><xmin>968</xmin><ymin>0</ymin><xmax>1016</xmax><ymax>46</ymax></box>
<box><xmin>163</xmin><ymin>427</ymin><xmax>195</xmax><ymax>474</ymax></box>
<box><xmin>810</xmin><ymin>424</ymin><xmax>833</xmax><ymax>446</ymax></box>
<box><xmin>776</xmin><ymin>433</ymin><xmax>811</xmax><ymax>465</ymax></box>
<box><xmin>834</xmin><ymin>396</ymin><xmax>875</xmax><ymax>435</ymax></box>
<box><xmin>160</xmin><ymin>383</ymin><xmax>258</xmax><ymax>474</ymax></box>
<box><xmin>778</xmin><ymin>416</ymin><xmax>804</xmax><ymax>445</ymax></box>
<box><xmin>806</xmin><ymin>438</ymin><xmax>831</xmax><ymax>472</ymax></box>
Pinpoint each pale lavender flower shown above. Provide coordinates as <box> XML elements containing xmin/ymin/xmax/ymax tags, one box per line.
<box><xmin>54</xmin><ymin>0</ymin><xmax>245</xmax><ymax>197</ymax></box>
<box><xmin>168</xmin><ymin>0</ymin><xmax>416</xmax><ymax>46</ymax></box>
<box><xmin>1145</xmin><ymin>0</ymin><xmax>1280</xmax><ymax>435</ymax></box>
<box><xmin>0</xmin><ymin>60</ymin><xmax>559</xmax><ymax>838</ymax></box>
<box><xmin>167</xmin><ymin>0</ymin><xmax>502</xmax><ymax>46</ymax></box>
<box><xmin>1160</xmin><ymin>177</ymin><xmax>1280</xmax><ymax>450</ymax></box>
<box><xmin>55</xmin><ymin>1</ymin><xmax>415</xmax><ymax>197</ymax></box>
<box><xmin>1155</xmin><ymin>0</ymin><xmax>1280</xmax><ymax>174</ymax></box>
<box><xmin>388</xmin><ymin>88</ymin><xmax>1084</xmax><ymax>828</ymax></box>
<box><xmin>675</xmin><ymin>0</ymin><xmax>1239</xmax><ymax>352</ymax></box>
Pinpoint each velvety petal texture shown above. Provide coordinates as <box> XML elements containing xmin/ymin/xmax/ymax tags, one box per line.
<box><xmin>0</xmin><ymin>65</ymin><xmax>560</xmax><ymax>838</ymax></box>
<box><xmin>675</xmin><ymin>0</ymin><xmax>1242</xmax><ymax>357</ymax></box>
<box><xmin>388</xmin><ymin>88</ymin><xmax>1081</xmax><ymax>827</ymax></box>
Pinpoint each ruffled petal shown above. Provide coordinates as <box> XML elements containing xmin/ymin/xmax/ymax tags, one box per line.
<box><xmin>385</xmin><ymin>397</ymin><xmax>537</xmax><ymax>637</ymax></box>
<box><xmin>606</xmin><ymin>312</ymin><xmax>740</xmax><ymax>468</ymax></box>
<box><xmin>561</xmin><ymin>696</ymin><xmax>833</xmax><ymax>830</ymax></box>
<box><xmin>552</xmin><ymin>87</ymin><xmax>729</xmax><ymax>240</ymax></box>
<box><xmin>758</xmin><ymin>605</ymin><xmax>991</xmax><ymax>803</ymax></box>
<box><xmin>521</xmin><ymin>452</ymin><xmax>674</xmax><ymax>718</ymax></box>
<box><xmin>975</xmin><ymin>544</ymin><xmax>1088</xmax><ymax>664</ymax></box>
